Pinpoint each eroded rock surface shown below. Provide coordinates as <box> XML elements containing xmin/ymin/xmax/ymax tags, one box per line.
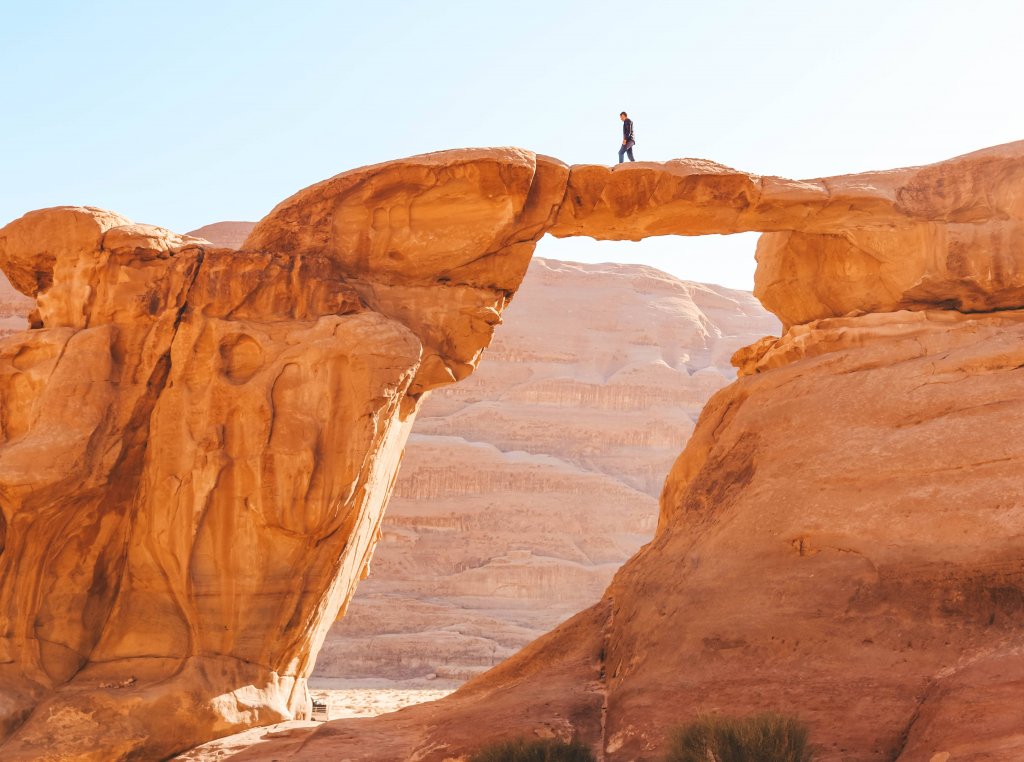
<box><xmin>223</xmin><ymin>307</ymin><xmax>1024</xmax><ymax>762</ymax></box>
<box><xmin>0</xmin><ymin>150</ymin><xmax>564</xmax><ymax>760</ymax></box>
<box><xmin>3</xmin><ymin>141</ymin><xmax>1024</xmax><ymax>760</ymax></box>
<box><xmin>316</xmin><ymin>258</ymin><xmax>777</xmax><ymax>685</ymax></box>
<box><xmin>550</xmin><ymin>142</ymin><xmax>1024</xmax><ymax>328</ymax></box>
<box><xmin>187</xmin><ymin>142</ymin><xmax>1024</xmax><ymax>762</ymax></box>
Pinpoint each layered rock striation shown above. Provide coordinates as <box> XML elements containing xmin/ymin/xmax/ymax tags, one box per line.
<box><xmin>2</xmin><ymin>140</ymin><xmax>1023</xmax><ymax>760</ymax></box>
<box><xmin>317</xmin><ymin>258</ymin><xmax>777</xmax><ymax>685</ymax></box>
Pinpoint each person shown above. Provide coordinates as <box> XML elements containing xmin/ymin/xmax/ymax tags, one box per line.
<box><xmin>618</xmin><ymin>111</ymin><xmax>635</xmax><ymax>163</ymax></box>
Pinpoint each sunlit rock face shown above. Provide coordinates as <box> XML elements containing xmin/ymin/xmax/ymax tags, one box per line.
<box><xmin>316</xmin><ymin>257</ymin><xmax>778</xmax><ymax>685</ymax></box>
<box><xmin>211</xmin><ymin>143</ymin><xmax>1024</xmax><ymax>762</ymax></box>
<box><xmin>236</xmin><ymin>311</ymin><xmax>1024</xmax><ymax>762</ymax></box>
<box><xmin>3</xmin><ymin>140</ymin><xmax>1024</xmax><ymax>761</ymax></box>
<box><xmin>0</xmin><ymin>149</ymin><xmax>565</xmax><ymax>760</ymax></box>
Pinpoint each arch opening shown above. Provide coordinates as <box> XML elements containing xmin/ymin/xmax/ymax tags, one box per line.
<box><xmin>312</xmin><ymin>234</ymin><xmax>780</xmax><ymax>705</ymax></box>
<box><xmin>534</xmin><ymin>231</ymin><xmax>762</xmax><ymax>291</ymax></box>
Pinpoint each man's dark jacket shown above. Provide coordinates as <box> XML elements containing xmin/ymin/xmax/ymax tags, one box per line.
<box><xmin>622</xmin><ymin>118</ymin><xmax>635</xmax><ymax>142</ymax></box>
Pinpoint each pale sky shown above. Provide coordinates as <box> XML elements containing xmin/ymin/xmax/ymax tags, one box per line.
<box><xmin>2</xmin><ymin>1</ymin><xmax>1021</xmax><ymax>289</ymax></box>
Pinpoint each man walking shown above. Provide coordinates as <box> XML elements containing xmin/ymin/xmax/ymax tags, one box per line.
<box><xmin>618</xmin><ymin>111</ymin><xmax>636</xmax><ymax>163</ymax></box>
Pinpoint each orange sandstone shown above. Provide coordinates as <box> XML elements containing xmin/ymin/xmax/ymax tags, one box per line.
<box><xmin>1</xmin><ymin>141</ymin><xmax>1023</xmax><ymax>760</ymax></box>
<box><xmin>0</xmin><ymin>150</ymin><xmax>563</xmax><ymax>760</ymax></box>
<box><xmin>237</xmin><ymin>308</ymin><xmax>1024</xmax><ymax>762</ymax></box>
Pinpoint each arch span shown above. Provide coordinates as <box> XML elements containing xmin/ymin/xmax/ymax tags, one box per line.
<box><xmin>246</xmin><ymin>140</ymin><xmax>1024</xmax><ymax>334</ymax></box>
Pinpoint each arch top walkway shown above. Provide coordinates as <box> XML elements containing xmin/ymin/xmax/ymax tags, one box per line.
<box><xmin>244</xmin><ymin>140</ymin><xmax>1024</xmax><ymax>331</ymax></box>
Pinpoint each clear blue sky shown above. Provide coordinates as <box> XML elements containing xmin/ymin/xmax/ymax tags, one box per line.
<box><xmin>2</xmin><ymin>1</ymin><xmax>1021</xmax><ymax>289</ymax></box>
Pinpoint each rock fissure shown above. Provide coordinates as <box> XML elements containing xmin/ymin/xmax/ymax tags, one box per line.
<box><xmin>891</xmin><ymin>689</ymin><xmax>929</xmax><ymax>760</ymax></box>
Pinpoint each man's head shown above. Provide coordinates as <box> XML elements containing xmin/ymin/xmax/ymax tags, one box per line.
<box><xmin>620</xmin><ymin>111</ymin><xmax>628</xmax><ymax>121</ymax></box>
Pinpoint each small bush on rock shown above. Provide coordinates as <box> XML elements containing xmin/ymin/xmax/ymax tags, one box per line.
<box><xmin>665</xmin><ymin>713</ymin><xmax>814</xmax><ymax>762</ymax></box>
<box><xmin>469</xmin><ymin>736</ymin><xmax>596</xmax><ymax>762</ymax></box>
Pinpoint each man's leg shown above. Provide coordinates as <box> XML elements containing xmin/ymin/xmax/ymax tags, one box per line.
<box><xmin>618</xmin><ymin>145</ymin><xmax>626</xmax><ymax>163</ymax></box>
<box><xmin>626</xmin><ymin>141</ymin><xmax>635</xmax><ymax>161</ymax></box>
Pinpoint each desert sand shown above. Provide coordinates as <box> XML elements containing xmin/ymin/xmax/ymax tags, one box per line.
<box><xmin>177</xmin><ymin>687</ymin><xmax>452</xmax><ymax>761</ymax></box>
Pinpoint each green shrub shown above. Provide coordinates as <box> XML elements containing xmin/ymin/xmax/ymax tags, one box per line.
<box><xmin>469</xmin><ymin>736</ymin><xmax>596</xmax><ymax>762</ymax></box>
<box><xmin>665</xmin><ymin>713</ymin><xmax>813</xmax><ymax>762</ymax></box>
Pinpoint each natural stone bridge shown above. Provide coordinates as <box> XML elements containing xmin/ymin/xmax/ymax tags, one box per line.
<box><xmin>0</xmin><ymin>142</ymin><xmax>1021</xmax><ymax>760</ymax></box>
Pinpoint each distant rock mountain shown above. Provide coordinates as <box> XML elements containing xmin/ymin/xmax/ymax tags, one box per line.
<box><xmin>0</xmin><ymin>272</ymin><xmax>32</xmax><ymax>337</ymax></box>
<box><xmin>314</xmin><ymin>256</ymin><xmax>779</xmax><ymax>685</ymax></box>
<box><xmin>186</xmin><ymin>221</ymin><xmax>256</xmax><ymax>250</ymax></box>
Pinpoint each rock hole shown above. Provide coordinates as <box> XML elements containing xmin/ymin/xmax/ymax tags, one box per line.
<box><xmin>219</xmin><ymin>333</ymin><xmax>263</xmax><ymax>384</ymax></box>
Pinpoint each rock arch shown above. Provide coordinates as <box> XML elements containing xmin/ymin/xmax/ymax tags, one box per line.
<box><xmin>0</xmin><ymin>141</ymin><xmax>1021</xmax><ymax>759</ymax></box>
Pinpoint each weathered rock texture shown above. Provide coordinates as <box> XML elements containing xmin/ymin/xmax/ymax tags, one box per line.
<box><xmin>3</xmin><ymin>140</ymin><xmax>1024</xmax><ymax>761</ymax></box>
<box><xmin>222</xmin><ymin>308</ymin><xmax>1024</xmax><ymax>762</ymax></box>
<box><xmin>0</xmin><ymin>149</ymin><xmax>564</xmax><ymax>760</ymax></box>
<box><xmin>549</xmin><ymin>143</ymin><xmax>1024</xmax><ymax>329</ymax></box>
<box><xmin>317</xmin><ymin>257</ymin><xmax>777</xmax><ymax>685</ymax></box>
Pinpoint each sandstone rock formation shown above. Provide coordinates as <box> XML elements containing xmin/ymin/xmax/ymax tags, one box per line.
<box><xmin>317</xmin><ymin>257</ymin><xmax>777</xmax><ymax>685</ymax></box>
<box><xmin>0</xmin><ymin>149</ymin><xmax>564</xmax><ymax>760</ymax></box>
<box><xmin>548</xmin><ymin>144</ymin><xmax>1024</xmax><ymax>329</ymax></box>
<box><xmin>3</xmin><ymin>140</ymin><xmax>1023</xmax><ymax>761</ymax></box>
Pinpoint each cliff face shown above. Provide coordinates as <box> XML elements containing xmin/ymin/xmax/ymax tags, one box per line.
<box><xmin>0</xmin><ymin>150</ymin><xmax>565</xmax><ymax>760</ymax></box>
<box><xmin>3</xmin><ymin>141</ymin><xmax>1024</xmax><ymax>761</ymax></box>
<box><xmin>205</xmin><ymin>142</ymin><xmax>1024</xmax><ymax>762</ymax></box>
<box><xmin>606</xmin><ymin>309</ymin><xmax>1024</xmax><ymax>761</ymax></box>
<box><xmin>316</xmin><ymin>257</ymin><xmax>777</xmax><ymax>684</ymax></box>
<box><xmin>255</xmin><ymin>311</ymin><xmax>1024</xmax><ymax>762</ymax></box>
